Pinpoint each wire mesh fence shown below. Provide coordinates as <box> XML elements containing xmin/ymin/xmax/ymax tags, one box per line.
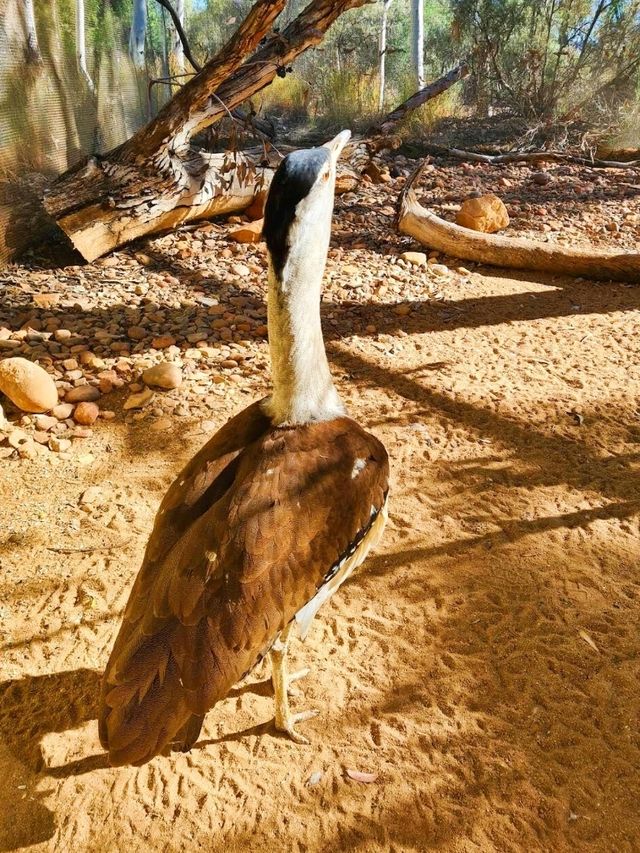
<box><xmin>0</xmin><ymin>0</ymin><xmax>169</xmax><ymax>264</ymax></box>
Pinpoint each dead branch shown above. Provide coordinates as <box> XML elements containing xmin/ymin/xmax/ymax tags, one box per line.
<box><xmin>397</xmin><ymin>162</ymin><xmax>640</xmax><ymax>283</ymax></box>
<box><xmin>371</xmin><ymin>62</ymin><xmax>470</xmax><ymax>135</ymax></box>
<box><xmin>45</xmin><ymin>0</ymin><xmax>372</xmax><ymax>262</ymax></box>
<box><xmin>419</xmin><ymin>144</ymin><xmax>640</xmax><ymax>170</ymax></box>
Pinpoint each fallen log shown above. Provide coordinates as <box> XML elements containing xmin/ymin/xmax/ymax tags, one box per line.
<box><xmin>371</xmin><ymin>62</ymin><xmax>469</xmax><ymax>136</ymax></box>
<box><xmin>44</xmin><ymin>0</ymin><xmax>372</xmax><ymax>262</ymax></box>
<box><xmin>397</xmin><ymin>162</ymin><xmax>640</xmax><ymax>283</ymax></box>
<box><xmin>419</xmin><ymin>144</ymin><xmax>640</xmax><ymax>170</ymax></box>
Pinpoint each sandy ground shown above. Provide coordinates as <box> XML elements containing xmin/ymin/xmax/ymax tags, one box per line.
<box><xmin>1</xmin><ymin>164</ymin><xmax>640</xmax><ymax>852</ymax></box>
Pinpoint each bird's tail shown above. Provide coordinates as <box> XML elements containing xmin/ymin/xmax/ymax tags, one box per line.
<box><xmin>99</xmin><ymin>637</ymin><xmax>194</xmax><ymax>767</ymax></box>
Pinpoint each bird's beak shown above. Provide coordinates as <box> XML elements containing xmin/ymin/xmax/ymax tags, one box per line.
<box><xmin>323</xmin><ymin>129</ymin><xmax>352</xmax><ymax>163</ymax></box>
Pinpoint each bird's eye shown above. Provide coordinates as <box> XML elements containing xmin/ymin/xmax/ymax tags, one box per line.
<box><xmin>322</xmin><ymin>170</ymin><xmax>330</xmax><ymax>182</ymax></box>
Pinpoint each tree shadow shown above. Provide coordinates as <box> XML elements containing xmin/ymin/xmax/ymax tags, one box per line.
<box><xmin>327</xmin><ymin>344</ymin><xmax>640</xmax><ymax>505</ymax></box>
<box><xmin>2</xmin><ymin>267</ymin><xmax>640</xmax><ymax>367</ymax></box>
<box><xmin>0</xmin><ymin>668</ymin><xmax>101</xmax><ymax>850</ymax></box>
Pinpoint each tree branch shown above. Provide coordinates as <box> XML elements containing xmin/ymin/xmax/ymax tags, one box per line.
<box><xmin>153</xmin><ymin>0</ymin><xmax>202</xmax><ymax>72</ymax></box>
<box><xmin>370</xmin><ymin>62</ymin><xmax>469</xmax><ymax>135</ymax></box>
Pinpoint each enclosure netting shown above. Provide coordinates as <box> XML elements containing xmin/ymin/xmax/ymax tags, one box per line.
<box><xmin>0</xmin><ymin>0</ymin><xmax>168</xmax><ymax>264</ymax></box>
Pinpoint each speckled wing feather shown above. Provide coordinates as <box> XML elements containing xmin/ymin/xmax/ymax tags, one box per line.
<box><xmin>99</xmin><ymin>404</ymin><xmax>389</xmax><ymax>766</ymax></box>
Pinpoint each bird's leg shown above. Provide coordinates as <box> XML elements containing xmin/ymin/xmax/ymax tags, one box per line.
<box><xmin>270</xmin><ymin>622</ymin><xmax>318</xmax><ymax>744</ymax></box>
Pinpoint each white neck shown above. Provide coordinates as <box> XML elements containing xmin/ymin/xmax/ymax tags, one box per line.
<box><xmin>264</xmin><ymin>207</ymin><xmax>344</xmax><ymax>426</ymax></box>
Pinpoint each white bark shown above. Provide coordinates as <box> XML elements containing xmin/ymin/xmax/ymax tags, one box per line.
<box><xmin>129</xmin><ymin>0</ymin><xmax>147</xmax><ymax>70</ymax></box>
<box><xmin>378</xmin><ymin>0</ymin><xmax>394</xmax><ymax>110</ymax></box>
<box><xmin>171</xmin><ymin>0</ymin><xmax>186</xmax><ymax>74</ymax></box>
<box><xmin>411</xmin><ymin>0</ymin><xmax>424</xmax><ymax>90</ymax></box>
<box><xmin>76</xmin><ymin>0</ymin><xmax>96</xmax><ymax>93</ymax></box>
<box><xmin>23</xmin><ymin>0</ymin><xmax>42</xmax><ymax>64</ymax></box>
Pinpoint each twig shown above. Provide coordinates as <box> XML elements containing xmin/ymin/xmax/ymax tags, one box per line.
<box><xmin>153</xmin><ymin>0</ymin><xmax>202</xmax><ymax>73</ymax></box>
<box><xmin>47</xmin><ymin>538</ymin><xmax>132</xmax><ymax>554</ymax></box>
<box><xmin>419</xmin><ymin>144</ymin><xmax>640</xmax><ymax>170</ymax></box>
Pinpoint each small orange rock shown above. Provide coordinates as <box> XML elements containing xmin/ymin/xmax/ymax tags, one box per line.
<box><xmin>456</xmin><ymin>194</ymin><xmax>509</xmax><ymax>233</ymax></box>
<box><xmin>245</xmin><ymin>191</ymin><xmax>267</xmax><ymax>221</ymax></box>
<box><xmin>74</xmin><ymin>401</ymin><xmax>100</xmax><ymax>425</ymax></box>
<box><xmin>151</xmin><ymin>335</ymin><xmax>177</xmax><ymax>349</ymax></box>
<box><xmin>229</xmin><ymin>219</ymin><xmax>264</xmax><ymax>244</ymax></box>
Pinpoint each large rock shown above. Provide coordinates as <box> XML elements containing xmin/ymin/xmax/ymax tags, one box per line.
<box><xmin>456</xmin><ymin>194</ymin><xmax>509</xmax><ymax>233</ymax></box>
<box><xmin>0</xmin><ymin>357</ymin><xmax>58</xmax><ymax>413</ymax></box>
<box><xmin>142</xmin><ymin>363</ymin><xmax>183</xmax><ymax>390</ymax></box>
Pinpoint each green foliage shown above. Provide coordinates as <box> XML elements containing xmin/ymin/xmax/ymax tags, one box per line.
<box><xmin>451</xmin><ymin>0</ymin><xmax>640</xmax><ymax>119</ymax></box>
<box><xmin>18</xmin><ymin>0</ymin><xmax>640</xmax><ymax>136</ymax></box>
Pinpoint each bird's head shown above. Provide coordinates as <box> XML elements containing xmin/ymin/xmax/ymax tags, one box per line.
<box><xmin>263</xmin><ymin>129</ymin><xmax>351</xmax><ymax>284</ymax></box>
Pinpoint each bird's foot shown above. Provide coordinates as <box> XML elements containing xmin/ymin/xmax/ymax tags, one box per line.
<box><xmin>275</xmin><ymin>708</ymin><xmax>319</xmax><ymax>745</ymax></box>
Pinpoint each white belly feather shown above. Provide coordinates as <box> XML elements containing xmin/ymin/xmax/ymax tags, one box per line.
<box><xmin>294</xmin><ymin>497</ymin><xmax>388</xmax><ymax>640</ymax></box>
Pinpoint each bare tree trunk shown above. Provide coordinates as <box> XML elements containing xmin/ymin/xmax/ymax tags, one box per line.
<box><xmin>76</xmin><ymin>0</ymin><xmax>96</xmax><ymax>93</ymax></box>
<box><xmin>129</xmin><ymin>0</ymin><xmax>148</xmax><ymax>70</ymax></box>
<box><xmin>23</xmin><ymin>0</ymin><xmax>42</xmax><ymax>64</ymax></box>
<box><xmin>45</xmin><ymin>0</ymin><xmax>373</xmax><ymax>262</ymax></box>
<box><xmin>378</xmin><ymin>0</ymin><xmax>394</xmax><ymax>111</ymax></box>
<box><xmin>170</xmin><ymin>0</ymin><xmax>186</xmax><ymax>89</ymax></box>
<box><xmin>411</xmin><ymin>0</ymin><xmax>424</xmax><ymax>90</ymax></box>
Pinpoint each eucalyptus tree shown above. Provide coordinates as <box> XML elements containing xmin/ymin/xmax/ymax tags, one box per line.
<box><xmin>412</xmin><ymin>0</ymin><xmax>425</xmax><ymax>88</ymax></box>
<box><xmin>378</xmin><ymin>0</ymin><xmax>395</xmax><ymax>109</ymax></box>
<box><xmin>129</xmin><ymin>0</ymin><xmax>148</xmax><ymax>69</ymax></box>
<box><xmin>76</xmin><ymin>0</ymin><xmax>96</xmax><ymax>92</ymax></box>
<box><xmin>23</xmin><ymin>0</ymin><xmax>42</xmax><ymax>64</ymax></box>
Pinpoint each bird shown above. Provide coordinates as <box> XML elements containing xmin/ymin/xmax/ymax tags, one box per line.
<box><xmin>98</xmin><ymin>129</ymin><xmax>389</xmax><ymax>766</ymax></box>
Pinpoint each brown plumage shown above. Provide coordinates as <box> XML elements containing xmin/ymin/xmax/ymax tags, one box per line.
<box><xmin>99</xmin><ymin>402</ymin><xmax>388</xmax><ymax>765</ymax></box>
<box><xmin>99</xmin><ymin>130</ymin><xmax>389</xmax><ymax>766</ymax></box>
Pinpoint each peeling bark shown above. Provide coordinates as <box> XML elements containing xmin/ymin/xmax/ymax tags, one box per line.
<box><xmin>44</xmin><ymin>0</ymin><xmax>373</xmax><ymax>262</ymax></box>
<box><xmin>397</xmin><ymin>163</ymin><xmax>640</xmax><ymax>283</ymax></box>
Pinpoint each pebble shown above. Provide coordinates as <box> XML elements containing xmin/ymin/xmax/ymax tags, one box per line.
<box><xmin>456</xmin><ymin>194</ymin><xmax>509</xmax><ymax>233</ymax></box>
<box><xmin>49</xmin><ymin>436</ymin><xmax>71</xmax><ymax>452</ymax></box>
<box><xmin>150</xmin><ymin>417</ymin><xmax>174</xmax><ymax>431</ymax></box>
<box><xmin>34</xmin><ymin>414</ymin><xmax>58</xmax><ymax>431</ymax></box>
<box><xmin>151</xmin><ymin>335</ymin><xmax>177</xmax><ymax>349</ymax></box>
<box><xmin>127</xmin><ymin>326</ymin><xmax>147</xmax><ymax>340</ymax></box>
<box><xmin>142</xmin><ymin>363</ymin><xmax>183</xmax><ymax>390</ymax></box>
<box><xmin>401</xmin><ymin>251</ymin><xmax>427</xmax><ymax>267</ymax></box>
<box><xmin>8</xmin><ymin>428</ymin><xmax>32</xmax><ymax>450</ymax></box>
<box><xmin>65</xmin><ymin>385</ymin><xmax>101</xmax><ymax>403</ymax></box>
<box><xmin>124</xmin><ymin>387</ymin><xmax>155</xmax><ymax>410</ymax></box>
<box><xmin>230</xmin><ymin>262</ymin><xmax>252</xmax><ymax>276</ymax></box>
<box><xmin>229</xmin><ymin>222</ymin><xmax>263</xmax><ymax>245</ymax></box>
<box><xmin>53</xmin><ymin>403</ymin><xmax>75</xmax><ymax>420</ymax></box>
<box><xmin>429</xmin><ymin>263</ymin><xmax>449</xmax><ymax>276</ymax></box>
<box><xmin>79</xmin><ymin>486</ymin><xmax>103</xmax><ymax>506</ymax></box>
<box><xmin>74</xmin><ymin>402</ymin><xmax>100</xmax><ymax>425</ymax></box>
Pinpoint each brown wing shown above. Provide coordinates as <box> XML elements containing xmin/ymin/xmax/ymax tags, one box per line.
<box><xmin>99</xmin><ymin>412</ymin><xmax>388</xmax><ymax>766</ymax></box>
